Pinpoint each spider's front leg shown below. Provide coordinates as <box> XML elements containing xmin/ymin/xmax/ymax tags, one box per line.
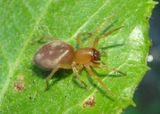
<box><xmin>75</xmin><ymin>32</ymin><xmax>92</xmax><ymax>48</ymax></box>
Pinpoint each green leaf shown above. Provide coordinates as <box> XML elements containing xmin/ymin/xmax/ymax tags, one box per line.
<box><xmin>0</xmin><ymin>0</ymin><xmax>156</xmax><ymax>114</ymax></box>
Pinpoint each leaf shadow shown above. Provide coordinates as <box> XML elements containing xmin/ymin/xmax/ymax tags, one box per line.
<box><xmin>32</xmin><ymin>64</ymin><xmax>49</xmax><ymax>79</ymax></box>
<box><xmin>92</xmin><ymin>68</ymin><xmax>125</xmax><ymax>78</ymax></box>
<box><xmin>72</xmin><ymin>77</ymin><xmax>88</xmax><ymax>89</ymax></box>
<box><xmin>100</xmin><ymin>42</ymin><xmax>125</xmax><ymax>50</ymax></box>
<box><xmin>99</xmin><ymin>20</ymin><xmax>118</xmax><ymax>36</ymax></box>
<box><xmin>32</xmin><ymin>65</ymin><xmax>73</xmax><ymax>87</ymax></box>
<box><xmin>49</xmin><ymin>69</ymin><xmax>73</xmax><ymax>88</ymax></box>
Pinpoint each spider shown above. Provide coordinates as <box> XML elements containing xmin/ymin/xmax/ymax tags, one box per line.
<box><xmin>33</xmin><ymin>15</ymin><xmax>125</xmax><ymax>93</ymax></box>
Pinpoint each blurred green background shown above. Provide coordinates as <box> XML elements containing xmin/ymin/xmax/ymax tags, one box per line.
<box><xmin>123</xmin><ymin>0</ymin><xmax>160</xmax><ymax>114</ymax></box>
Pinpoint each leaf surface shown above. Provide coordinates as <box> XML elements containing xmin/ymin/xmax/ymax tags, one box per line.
<box><xmin>0</xmin><ymin>0</ymin><xmax>156</xmax><ymax>114</ymax></box>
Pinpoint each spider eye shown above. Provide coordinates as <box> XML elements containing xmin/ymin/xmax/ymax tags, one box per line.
<box><xmin>93</xmin><ymin>49</ymin><xmax>100</xmax><ymax>61</ymax></box>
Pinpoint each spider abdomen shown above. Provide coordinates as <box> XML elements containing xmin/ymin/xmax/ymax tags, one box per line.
<box><xmin>33</xmin><ymin>41</ymin><xmax>74</xmax><ymax>71</ymax></box>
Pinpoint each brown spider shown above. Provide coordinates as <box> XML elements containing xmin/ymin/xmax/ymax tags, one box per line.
<box><xmin>33</xmin><ymin>15</ymin><xmax>124</xmax><ymax>93</ymax></box>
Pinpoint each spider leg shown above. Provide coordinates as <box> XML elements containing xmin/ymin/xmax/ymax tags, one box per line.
<box><xmin>92</xmin><ymin>14</ymin><xmax>114</xmax><ymax>37</ymax></box>
<box><xmin>92</xmin><ymin>26</ymin><xmax>123</xmax><ymax>48</ymax></box>
<box><xmin>90</xmin><ymin>15</ymin><xmax>114</xmax><ymax>47</ymax></box>
<box><xmin>45</xmin><ymin>64</ymin><xmax>72</xmax><ymax>91</ymax></box>
<box><xmin>84</xmin><ymin>65</ymin><xmax>112</xmax><ymax>95</ymax></box>
<box><xmin>72</xmin><ymin>63</ymin><xmax>87</xmax><ymax>88</ymax></box>
<box><xmin>45</xmin><ymin>66</ymin><xmax>59</xmax><ymax>91</ymax></box>
<box><xmin>76</xmin><ymin>32</ymin><xmax>92</xmax><ymax>48</ymax></box>
<box><xmin>90</xmin><ymin>62</ymin><xmax>126</xmax><ymax>75</ymax></box>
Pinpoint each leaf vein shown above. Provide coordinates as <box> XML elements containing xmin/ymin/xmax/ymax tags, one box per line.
<box><xmin>70</xmin><ymin>0</ymin><xmax>110</xmax><ymax>39</ymax></box>
<box><xmin>0</xmin><ymin>0</ymin><xmax>53</xmax><ymax>105</ymax></box>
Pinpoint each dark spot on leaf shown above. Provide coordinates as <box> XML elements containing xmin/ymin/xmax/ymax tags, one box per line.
<box><xmin>83</xmin><ymin>96</ymin><xmax>95</xmax><ymax>108</ymax></box>
<box><xmin>32</xmin><ymin>80</ymin><xmax>36</xmax><ymax>84</ymax></box>
<box><xmin>14</xmin><ymin>74</ymin><xmax>25</xmax><ymax>91</ymax></box>
<box><xmin>14</xmin><ymin>82</ymin><xmax>25</xmax><ymax>91</ymax></box>
<box><xmin>28</xmin><ymin>92</ymin><xmax>37</xmax><ymax>101</ymax></box>
<box><xmin>29</xmin><ymin>95</ymin><xmax>32</xmax><ymax>100</ymax></box>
